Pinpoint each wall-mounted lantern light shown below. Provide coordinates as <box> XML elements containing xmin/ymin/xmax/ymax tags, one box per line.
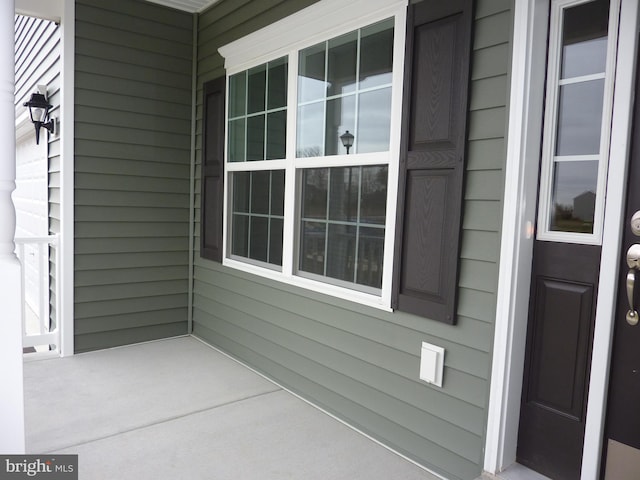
<box><xmin>23</xmin><ymin>92</ymin><xmax>55</xmax><ymax>145</ymax></box>
<box><xmin>340</xmin><ymin>130</ymin><xmax>354</xmax><ymax>155</ymax></box>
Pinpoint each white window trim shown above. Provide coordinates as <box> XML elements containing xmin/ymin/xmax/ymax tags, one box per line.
<box><xmin>536</xmin><ymin>0</ymin><xmax>618</xmax><ymax>245</ymax></box>
<box><xmin>219</xmin><ymin>0</ymin><xmax>408</xmax><ymax>74</ymax></box>
<box><xmin>218</xmin><ymin>0</ymin><xmax>408</xmax><ymax>311</ymax></box>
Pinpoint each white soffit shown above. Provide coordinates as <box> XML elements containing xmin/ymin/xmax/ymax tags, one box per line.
<box><xmin>15</xmin><ymin>0</ymin><xmax>61</xmax><ymax>22</ymax></box>
<box><xmin>145</xmin><ymin>0</ymin><xmax>221</xmax><ymax>13</ymax></box>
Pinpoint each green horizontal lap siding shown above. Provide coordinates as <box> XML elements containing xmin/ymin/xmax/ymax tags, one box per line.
<box><xmin>74</xmin><ymin>0</ymin><xmax>193</xmax><ymax>352</ymax></box>
<box><xmin>192</xmin><ymin>0</ymin><xmax>512</xmax><ymax>479</ymax></box>
<box><xmin>15</xmin><ymin>15</ymin><xmax>61</xmax><ymax>332</ymax></box>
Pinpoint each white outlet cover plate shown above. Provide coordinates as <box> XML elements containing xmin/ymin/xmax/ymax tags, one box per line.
<box><xmin>420</xmin><ymin>342</ymin><xmax>444</xmax><ymax>387</ymax></box>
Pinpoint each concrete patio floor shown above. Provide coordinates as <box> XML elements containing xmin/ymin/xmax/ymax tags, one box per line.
<box><xmin>23</xmin><ymin>336</ymin><xmax>442</xmax><ymax>480</ymax></box>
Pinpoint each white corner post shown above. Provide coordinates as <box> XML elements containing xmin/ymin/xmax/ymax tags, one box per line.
<box><xmin>0</xmin><ymin>0</ymin><xmax>26</xmax><ymax>454</ymax></box>
<box><xmin>59</xmin><ymin>0</ymin><xmax>75</xmax><ymax>357</ymax></box>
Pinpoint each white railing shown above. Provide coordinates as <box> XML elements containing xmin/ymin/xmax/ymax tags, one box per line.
<box><xmin>14</xmin><ymin>234</ymin><xmax>60</xmax><ymax>354</ymax></box>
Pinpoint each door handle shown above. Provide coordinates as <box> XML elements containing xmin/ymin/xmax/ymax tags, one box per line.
<box><xmin>625</xmin><ymin>244</ymin><xmax>640</xmax><ymax>325</ymax></box>
<box><xmin>626</xmin><ymin>270</ymin><xmax>639</xmax><ymax>325</ymax></box>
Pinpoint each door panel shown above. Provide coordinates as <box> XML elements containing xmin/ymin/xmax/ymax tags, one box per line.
<box><xmin>518</xmin><ymin>242</ymin><xmax>599</xmax><ymax>480</ymax></box>
<box><xmin>528</xmin><ymin>278</ymin><xmax>593</xmax><ymax>418</ymax></box>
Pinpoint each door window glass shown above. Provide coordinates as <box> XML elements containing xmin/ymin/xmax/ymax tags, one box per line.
<box><xmin>550</xmin><ymin>160</ymin><xmax>598</xmax><ymax>233</ymax></box>
<box><xmin>538</xmin><ymin>0</ymin><xmax>611</xmax><ymax>242</ymax></box>
<box><xmin>555</xmin><ymin>80</ymin><xmax>605</xmax><ymax>156</ymax></box>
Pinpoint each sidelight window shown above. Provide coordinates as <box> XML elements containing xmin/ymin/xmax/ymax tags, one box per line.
<box><xmin>537</xmin><ymin>0</ymin><xmax>614</xmax><ymax>243</ymax></box>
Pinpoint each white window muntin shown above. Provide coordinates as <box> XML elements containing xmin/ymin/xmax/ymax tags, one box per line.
<box><xmin>220</xmin><ymin>0</ymin><xmax>407</xmax><ymax>310</ymax></box>
<box><xmin>536</xmin><ymin>0</ymin><xmax>618</xmax><ymax>245</ymax></box>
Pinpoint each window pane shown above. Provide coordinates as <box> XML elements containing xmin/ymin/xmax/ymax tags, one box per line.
<box><xmin>229</xmin><ymin>71</ymin><xmax>246</xmax><ymax>118</ymax></box>
<box><xmin>233</xmin><ymin>172</ymin><xmax>250</xmax><ymax>213</ymax></box>
<box><xmin>556</xmin><ymin>80</ymin><xmax>604</xmax><ymax>156</ymax></box>
<box><xmin>247</xmin><ymin>65</ymin><xmax>266</xmax><ymax>114</ymax></box>
<box><xmin>249</xmin><ymin>216</ymin><xmax>268</xmax><ymax>262</ymax></box>
<box><xmin>357</xmin><ymin>88</ymin><xmax>392</xmax><ymax>153</ymax></box>
<box><xmin>300</xmin><ymin>221</ymin><xmax>326</xmax><ymax>275</ymax></box>
<box><xmin>326</xmin><ymin>224</ymin><xmax>356</xmax><ymax>282</ymax></box>
<box><xmin>269</xmin><ymin>218</ymin><xmax>284</xmax><ymax>266</ymax></box>
<box><xmin>299</xmin><ymin>165</ymin><xmax>387</xmax><ymax>290</ymax></box>
<box><xmin>231</xmin><ymin>170</ymin><xmax>284</xmax><ymax>266</ymax></box>
<box><xmin>329</xmin><ymin>167</ymin><xmax>360</xmax><ymax>222</ymax></box>
<box><xmin>360</xmin><ymin>166</ymin><xmax>387</xmax><ymax>224</ymax></box>
<box><xmin>251</xmin><ymin>170</ymin><xmax>270</xmax><ymax>215</ymax></box>
<box><xmin>360</xmin><ymin>19</ymin><xmax>394</xmax><ymax>90</ymax></box>
<box><xmin>232</xmin><ymin>214</ymin><xmax>249</xmax><ymax>257</ymax></box>
<box><xmin>298</xmin><ymin>43</ymin><xmax>326</xmax><ymax>103</ymax></box>
<box><xmin>228</xmin><ymin>118</ymin><xmax>245</xmax><ymax>162</ymax></box>
<box><xmin>271</xmin><ymin>170</ymin><xmax>285</xmax><ymax>216</ymax></box>
<box><xmin>297</xmin><ymin>102</ymin><xmax>324</xmax><ymax>157</ymax></box>
<box><xmin>268</xmin><ymin>57</ymin><xmax>288</xmax><ymax>110</ymax></box>
<box><xmin>302</xmin><ymin>169</ymin><xmax>328</xmax><ymax>219</ymax></box>
<box><xmin>246</xmin><ymin>115</ymin><xmax>265</xmax><ymax>161</ymax></box>
<box><xmin>561</xmin><ymin>0</ymin><xmax>608</xmax><ymax>79</ymax></box>
<box><xmin>550</xmin><ymin>160</ymin><xmax>598</xmax><ymax>233</ymax></box>
<box><xmin>325</xmin><ymin>95</ymin><xmax>356</xmax><ymax>156</ymax></box>
<box><xmin>327</xmin><ymin>31</ymin><xmax>357</xmax><ymax>97</ymax></box>
<box><xmin>357</xmin><ymin>226</ymin><xmax>384</xmax><ymax>288</ymax></box>
<box><xmin>562</xmin><ymin>37</ymin><xmax>607</xmax><ymax>79</ymax></box>
<box><xmin>266</xmin><ymin>110</ymin><xmax>286</xmax><ymax>160</ymax></box>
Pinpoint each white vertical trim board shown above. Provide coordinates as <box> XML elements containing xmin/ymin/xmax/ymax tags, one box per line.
<box><xmin>484</xmin><ymin>0</ymin><xmax>549</xmax><ymax>473</ymax></box>
<box><xmin>582</xmin><ymin>0</ymin><xmax>638</xmax><ymax>477</ymax></box>
<box><xmin>59</xmin><ymin>0</ymin><xmax>74</xmax><ymax>356</ymax></box>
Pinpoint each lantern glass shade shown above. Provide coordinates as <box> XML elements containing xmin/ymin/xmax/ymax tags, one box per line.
<box><xmin>24</xmin><ymin>93</ymin><xmax>52</xmax><ymax>123</ymax></box>
<box><xmin>340</xmin><ymin>130</ymin><xmax>354</xmax><ymax>153</ymax></box>
<box><xmin>23</xmin><ymin>92</ymin><xmax>55</xmax><ymax>145</ymax></box>
<box><xmin>31</xmin><ymin>107</ymin><xmax>47</xmax><ymax>123</ymax></box>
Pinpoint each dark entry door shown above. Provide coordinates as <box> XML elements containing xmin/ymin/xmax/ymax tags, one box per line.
<box><xmin>516</xmin><ymin>0</ymin><xmax>613</xmax><ymax>478</ymax></box>
<box><xmin>603</xmin><ymin>50</ymin><xmax>640</xmax><ymax>479</ymax></box>
<box><xmin>517</xmin><ymin>242</ymin><xmax>600</xmax><ymax>479</ymax></box>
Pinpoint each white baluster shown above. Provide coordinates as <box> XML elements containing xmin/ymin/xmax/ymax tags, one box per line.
<box><xmin>39</xmin><ymin>241</ymin><xmax>48</xmax><ymax>334</ymax></box>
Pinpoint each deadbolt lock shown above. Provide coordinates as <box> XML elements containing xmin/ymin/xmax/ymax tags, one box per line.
<box><xmin>631</xmin><ymin>211</ymin><xmax>640</xmax><ymax>236</ymax></box>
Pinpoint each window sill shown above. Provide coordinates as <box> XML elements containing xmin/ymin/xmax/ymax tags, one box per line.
<box><xmin>222</xmin><ymin>257</ymin><xmax>393</xmax><ymax>313</ymax></box>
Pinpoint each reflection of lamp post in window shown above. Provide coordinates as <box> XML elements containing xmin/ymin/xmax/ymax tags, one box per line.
<box><xmin>340</xmin><ymin>130</ymin><xmax>354</xmax><ymax>154</ymax></box>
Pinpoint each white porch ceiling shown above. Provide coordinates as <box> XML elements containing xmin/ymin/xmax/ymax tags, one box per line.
<box><xmin>145</xmin><ymin>0</ymin><xmax>221</xmax><ymax>13</ymax></box>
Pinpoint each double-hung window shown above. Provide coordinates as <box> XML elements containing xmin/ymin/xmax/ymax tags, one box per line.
<box><xmin>219</xmin><ymin>0</ymin><xmax>407</xmax><ymax>309</ymax></box>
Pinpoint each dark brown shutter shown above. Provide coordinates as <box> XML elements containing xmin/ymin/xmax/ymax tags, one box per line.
<box><xmin>392</xmin><ymin>0</ymin><xmax>474</xmax><ymax>324</ymax></box>
<box><xmin>200</xmin><ymin>77</ymin><xmax>225</xmax><ymax>262</ymax></box>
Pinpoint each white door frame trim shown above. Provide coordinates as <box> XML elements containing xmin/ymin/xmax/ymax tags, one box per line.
<box><xmin>485</xmin><ymin>0</ymin><xmax>639</xmax><ymax>477</ymax></box>
<box><xmin>582</xmin><ymin>0</ymin><xmax>638</xmax><ymax>475</ymax></box>
<box><xmin>484</xmin><ymin>0</ymin><xmax>549</xmax><ymax>472</ymax></box>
